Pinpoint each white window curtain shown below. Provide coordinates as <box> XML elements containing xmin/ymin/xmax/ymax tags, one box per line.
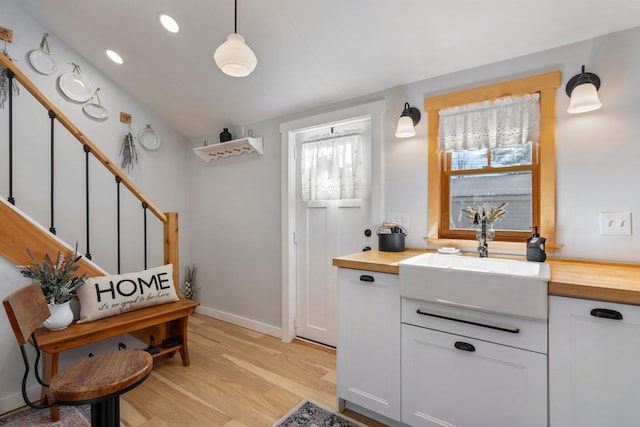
<box><xmin>300</xmin><ymin>131</ymin><xmax>368</xmax><ymax>201</ymax></box>
<box><xmin>438</xmin><ymin>93</ymin><xmax>540</xmax><ymax>152</ymax></box>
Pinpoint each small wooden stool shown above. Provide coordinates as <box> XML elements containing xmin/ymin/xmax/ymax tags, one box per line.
<box><xmin>50</xmin><ymin>350</ymin><xmax>152</xmax><ymax>426</ymax></box>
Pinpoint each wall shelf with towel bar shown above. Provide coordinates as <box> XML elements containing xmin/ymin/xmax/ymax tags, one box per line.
<box><xmin>193</xmin><ymin>136</ymin><xmax>263</xmax><ymax>162</ymax></box>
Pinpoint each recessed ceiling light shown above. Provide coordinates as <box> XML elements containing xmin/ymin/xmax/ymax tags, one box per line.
<box><xmin>159</xmin><ymin>13</ymin><xmax>179</xmax><ymax>33</ymax></box>
<box><xmin>106</xmin><ymin>49</ymin><xmax>124</xmax><ymax>64</ymax></box>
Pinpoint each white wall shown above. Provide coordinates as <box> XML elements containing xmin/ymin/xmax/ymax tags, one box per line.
<box><xmin>189</xmin><ymin>123</ymin><xmax>283</xmax><ymax>334</ymax></box>
<box><xmin>188</xmin><ymin>26</ymin><xmax>640</xmax><ymax>337</ymax></box>
<box><xmin>0</xmin><ymin>3</ymin><xmax>191</xmax><ymax>412</ymax></box>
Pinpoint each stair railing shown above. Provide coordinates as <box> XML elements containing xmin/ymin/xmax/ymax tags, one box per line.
<box><xmin>0</xmin><ymin>52</ymin><xmax>179</xmax><ymax>289</ymax></box>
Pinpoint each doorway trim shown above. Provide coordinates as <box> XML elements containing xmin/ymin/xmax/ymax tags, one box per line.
<box><xmin>279</xmin><ymin>100</ymin><xmax>385</xmax><ymax>342</ymax></box>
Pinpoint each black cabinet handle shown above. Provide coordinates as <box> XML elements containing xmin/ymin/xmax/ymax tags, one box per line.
<box><xmin>590</xmin><ymin>308</ymin><xmax>623</xmax><ymax>320</ymax></box>
<box><xmin>359</xmin><ymin>275</ymin><xmax>374</xmax><ymax>283</ymax></box>
<box><xmin>416</xmin><ymin>309</ymin><xmax>520</xmax><ymax>334</ymax></box>
<box><xmin>455</xmin><ymin>341</ymin><xmax>476</xmax><ymax>352</ymax></box>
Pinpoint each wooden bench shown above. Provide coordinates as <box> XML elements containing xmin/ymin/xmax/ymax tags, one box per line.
<box><xmin>32</xmin><ymin>298</ymin><xmax>199</xmax><ymax>421</ymax></box>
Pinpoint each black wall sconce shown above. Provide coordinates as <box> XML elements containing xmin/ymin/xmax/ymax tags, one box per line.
<box><xmin>565</xmin><ymin>65</ymin><xmax>602</xmax><ymax>114</ymax></box>
<box><xmin>395</xmin><ymin>102</ymin><xmax>421</xmax><ymax>138</ymax></box>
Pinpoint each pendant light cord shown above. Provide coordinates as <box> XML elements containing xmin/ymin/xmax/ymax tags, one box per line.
<box><xmin>234</xmin><ymin>0</ymin><xmax>238</xmax><ymax>33</ymax></box>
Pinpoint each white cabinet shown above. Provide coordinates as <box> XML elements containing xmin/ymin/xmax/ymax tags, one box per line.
<box><xmin>337</xmin><ymin>268</ymin><xmax>401</xmax><ymax>421</ymax></box>
<box><xmin>402</xmin><ymin>299</ymin><xmax>547</xmax><ymax>427</ymax></box>
<box><xmin>549</xmin><ymin>296</ymin><xmax>640</xmax><ymax>427</ymax></box>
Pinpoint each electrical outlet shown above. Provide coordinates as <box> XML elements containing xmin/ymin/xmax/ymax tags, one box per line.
<box><xmin>599</xmin><ymin>212</ymin><xmax>632</xmax><ymax>236</ymax></box>
<box><xmin>387</xmin><ymin>212</ymin><xmax>409</xmax><ymax>228</ymax></box>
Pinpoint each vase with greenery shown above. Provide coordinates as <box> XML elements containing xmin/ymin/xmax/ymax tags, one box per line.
<box><xmin>182</xmin><ymin>264</ymin><xmax>198</xmax><ymax>300</ymax></box>
<box><xmin>17</xmin><ymin>246</ymin><xmax>87</xmax><ymax>330</ymax></box>
<box><xmin>461</xmin><ymin>202</ymin><xmax>508</xmax><ymax>242</ymax></box>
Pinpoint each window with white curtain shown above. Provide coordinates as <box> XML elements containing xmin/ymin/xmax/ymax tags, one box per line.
<box><xmin>438</xmin><ymin>93</ymin><xmax>540</xmax><ymax>237</ymax></box>
<box><xmin>300</xmin><ymin>130</ymin><xmax>368</xmax><ymax>201</ymax></box>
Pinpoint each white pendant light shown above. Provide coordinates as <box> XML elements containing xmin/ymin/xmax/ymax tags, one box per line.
<box><xmin>214</xmin><ymin>0</ymin><xmax>257</xmax><ymax>77</ymax></box>
<box><xmin>395</xmin><ymin>102</ymin><xmax>421</xmax><ymax>138</ymax></box>
<box><xmin>566</xmin><ymin>65</ymin><xmax>602</xmax><ymax>114</ymax></box>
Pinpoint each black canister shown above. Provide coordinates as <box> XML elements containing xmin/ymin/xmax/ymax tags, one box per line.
<box><xmin>377</xmin><ymin>224</ymin><xmax>407</xmax><ymax>252</ymax></box>
<box><xmin>220</xmin><ymin>128</ymin><xmax>232</xmax><ymax>142</ymax></box>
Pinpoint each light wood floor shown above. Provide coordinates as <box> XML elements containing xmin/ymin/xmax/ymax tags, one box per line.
<box><xmin>120</xmin><ymin>313</ymin><xmax>386</xmax><ymax>427</ymax></box>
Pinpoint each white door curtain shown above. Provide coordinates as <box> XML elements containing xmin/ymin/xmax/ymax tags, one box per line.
<box><xmin>300</xmin><ymin>130</ymin><xmax>368</xmax><ymax>201</ymax></box>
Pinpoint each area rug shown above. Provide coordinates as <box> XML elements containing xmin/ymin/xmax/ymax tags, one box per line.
<box><xmin>272</xmin><ymin>399</ymin><xmax>366</xmax><ymax>427</ymax></box>
<box><xmin>0</xmin><ymin>406</ymin><xmax>90</xmax><ymax>427</ymax></box>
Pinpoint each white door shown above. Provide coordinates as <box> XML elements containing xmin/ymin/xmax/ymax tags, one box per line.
<box><xmin>294</xmin><ymin>120</ymin><xmax>372</xmax><ymax>347</ymax></box>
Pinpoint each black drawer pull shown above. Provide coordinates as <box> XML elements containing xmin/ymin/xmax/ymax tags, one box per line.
<box><xmin>359</xmin><ymin>275</ymin><xmax>374</xmax><ymax>283</ymax></box>
<box><xmin>416</xmin><ymin>309</ymin><xmax>520</xmax><ymax>334</ymax></box>
<box><xmin>455</xmin><ymin>341</ymin><xmax>476</xmax><ymax>352</ymax></box>
<box><xmin>590</xmin><ymin>308</ymin><xmax>623</xmax><ymax>320</ymax></box>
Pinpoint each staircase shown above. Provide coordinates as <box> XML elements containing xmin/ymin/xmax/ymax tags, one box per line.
<box><xmin>0</xmin><ymin>52</ymin><xmax>179</xmax><ymax>292</ymax></box>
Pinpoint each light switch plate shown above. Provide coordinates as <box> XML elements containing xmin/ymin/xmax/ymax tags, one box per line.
<box><xmin>599</xmin><ymin>212</ymin><xmax>632</xmax><ymax>235</ymax></box>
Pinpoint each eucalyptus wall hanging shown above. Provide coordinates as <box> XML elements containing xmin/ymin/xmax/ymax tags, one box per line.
<box><xmin>0</xmin><ymin>40</ymin><xmax>20</xmax><ymax>109</ymax></box>
<box><xmin>119</xmin><ymin>125</ymin><xmax>139</xmax><ymax>174</ymax></box>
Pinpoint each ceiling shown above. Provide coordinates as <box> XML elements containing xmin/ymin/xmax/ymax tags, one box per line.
<box><xmin>14</xmin><ymin>0</ymin><xmax>640</xmax><ymax>139</ymax></box>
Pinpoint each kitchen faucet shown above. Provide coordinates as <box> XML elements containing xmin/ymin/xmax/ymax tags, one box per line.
<box><xmin>473</xmin><ymin>212</ymin><xmax>488</xmax><ymax>258</ymax></box>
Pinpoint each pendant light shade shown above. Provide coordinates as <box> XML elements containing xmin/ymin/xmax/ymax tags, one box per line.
<box><xmin>566</xmin><ymin>65</ymin><xmax>602</xmax><ymax>114</ymax></box>
<box><xmin>214</xmin><ymin>33</ymin><xmax>257</xmax><ymax>77</ymax></box>
<box><xmin>214</xmin><ymin>0</ymin><xmax>257</xmax><ymax>78</ymax></box>
<box><xmin>395</xmin><ymin>102</ymin><xmax>421</xmax><ymax>138</ymax></box>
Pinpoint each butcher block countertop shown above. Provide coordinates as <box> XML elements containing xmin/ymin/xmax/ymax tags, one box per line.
<box><xmin>333</xmin><ymin>250</ymin><xmax>640</xmax><ymax>306</ymax></box>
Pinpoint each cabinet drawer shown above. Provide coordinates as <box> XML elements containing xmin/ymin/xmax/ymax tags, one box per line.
<box><xmin>402</xmin><ymin>323</ymin><xmax>547</xmax><ymax>427</ymax></box>
<box><xmin>338</xmin><ymin>268</ymin><xmax>398</xmax><ymax>288</ymax></box>
<box><xmin>402</xmin><ymin>298</ymin><xmax>547</xmax><ymax>353</ymax></box>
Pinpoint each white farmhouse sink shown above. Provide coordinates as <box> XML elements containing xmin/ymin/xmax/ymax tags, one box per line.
<box><xmin>398</xmin><ymin>253</ymin><xmax>550</xmax><ymax>320</ymax></box>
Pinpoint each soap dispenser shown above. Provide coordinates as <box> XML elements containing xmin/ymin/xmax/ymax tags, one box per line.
<box><xmin>526</xmin><ymin>226</ymin><xmax>546</xmax><ymax>262</ymax></box>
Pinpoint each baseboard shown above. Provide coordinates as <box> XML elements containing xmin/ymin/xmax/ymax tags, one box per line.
<box><xmin>343</xmin><ymin>401</ymin><xmax>404</xmax><ymax>427</ymax></box>
<box><xmin>195</xmin><ymin>305</ymin><xmax>282</xmax><ymax>339</ymax></box>
<box><xmin>0</xmin><ymin>386</ymin><xmax>39</xmax><ymax>415</ymax></box>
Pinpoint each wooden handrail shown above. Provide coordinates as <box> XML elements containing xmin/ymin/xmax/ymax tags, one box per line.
<box><xmin>0</xmin><ymin>52</ymin><xmax>166</xmax><ymax>223</ymax></box>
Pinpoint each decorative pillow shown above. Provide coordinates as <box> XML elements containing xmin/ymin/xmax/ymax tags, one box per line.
<box><xmin>77</xmin><ymin>264</ymin><xmax>178</xmax><ymax>323</ymax></box>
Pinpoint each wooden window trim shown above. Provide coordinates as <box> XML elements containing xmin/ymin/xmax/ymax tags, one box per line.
<box><xmin>424</xmin><ymin>71</ymin><xmax>562</xmax><ymax>252</ymax></box>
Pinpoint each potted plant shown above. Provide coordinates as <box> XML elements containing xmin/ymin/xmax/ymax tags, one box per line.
<box><xmin>17</xmin><ymin>245</ymin><xmax>87</xmax><ymax>330</ymax></box>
